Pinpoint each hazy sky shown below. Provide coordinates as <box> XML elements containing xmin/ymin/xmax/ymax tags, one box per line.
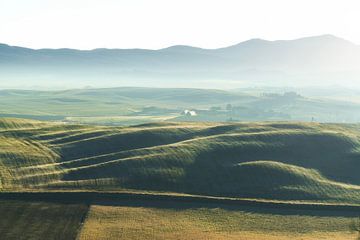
<box><xmin>1</xmin><ymin>0</ymin><xmax>359</xmax><ymax>49</ymax></box>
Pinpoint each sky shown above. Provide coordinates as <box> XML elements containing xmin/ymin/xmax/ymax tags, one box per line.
<box><xmin>0</xmin><ymin>0</ymin><xmax>360</xmax><ymax>50</ymax></box>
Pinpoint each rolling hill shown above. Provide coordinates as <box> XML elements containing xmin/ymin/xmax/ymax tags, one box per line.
<box><xmin>2</xmin><ymin>87</ymin><xmax>360</xmax><ymax>124</ymax></box>
<box><xmin>1</xmin><ymin>35</ymin><xmax>360</xmax><ymax>88</ymax></box>
<box><xmin>1</xmin><ymin>118</ymin><xmax>360</xmax><ymax>204</ymax></box>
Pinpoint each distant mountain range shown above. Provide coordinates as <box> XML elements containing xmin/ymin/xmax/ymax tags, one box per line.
<box><xmin>1</xmin><ymin>35</ymin><xmax>359</xmax><ymax>88</ymax></box>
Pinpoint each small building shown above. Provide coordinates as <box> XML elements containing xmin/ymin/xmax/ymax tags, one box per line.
<box><xmin>182</xmin><ymin>109</ymin><xmax>197</xmax><ymax>116</ymax></box>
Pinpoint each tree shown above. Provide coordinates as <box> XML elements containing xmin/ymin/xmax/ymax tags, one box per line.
<box><xmin>226</xmin><ymin>104</ymin><xmax>232</xmax><ymax>111</ymax></box>
<box><xmin>210</xmin><ymin>106</ymin><xmax>221</xmax><ymax>111</ymax></box>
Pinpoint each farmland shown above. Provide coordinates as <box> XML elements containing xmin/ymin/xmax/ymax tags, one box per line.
<box><xmin>0</xmin><ymin>200</ymin><xmax>88</xmax><ymax>240</ymax></box>
<box><xmin>0</xmin><ymin>118</ymin><xmax>359</xmax><ymax>239</ymax></box>
<box><xmin>79</xmin><ymin>204</ymin><xmax>358</xmax><ymax>240</ymax></box>
<box><xmin>2</xmin><ymin>87</ymin><xmax>360</xmax><ymax>125</ymax></box>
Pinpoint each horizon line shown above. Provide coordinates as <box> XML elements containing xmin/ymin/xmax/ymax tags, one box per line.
<box><xmin>0</xmin><ymin>34</ymin><xmax>355</xmax><ymax>51</ymax></box>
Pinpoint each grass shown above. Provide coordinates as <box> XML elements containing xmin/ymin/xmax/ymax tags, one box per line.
<box><xmin>1</xmin><ymin>118</ymin><xmax>360</xmax><ymax>239</ymax></box>
<box><xmin>79</xmin><ymin>203</ymin><xmax>359</xmax><ymax>240</ymax></box>
<box><xmin>1</xmin><ymin>118</ymin><xmax>360</xmax><ymax>204</ymax></box>
<box><xmin>0</xmin><ymin>87</ymin><xmax>250</xmax><ymax>121</ymax></box>
<box><xmin>0</xmin><ymin>200</ymin><xmax>88</xmax><ymax>240</ymax></box>
<box><xmin>0</xmin><ymin>197</ymin><xmax>357</xmax><ymax>240</ymax></box>
<box><xmin>2</xmin><ymin>87</ymin><xmax>360</xmax><ymax>124</ymax></box>
<box><xmin>65</xmin><ymin>115</ymin><xmax>176</xmax><ymax>126</ymax></box>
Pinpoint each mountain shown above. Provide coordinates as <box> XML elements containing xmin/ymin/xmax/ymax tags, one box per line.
<box><xmin>1</xmin><ymin>35</ymin><xmax>360</xmax><ymax>88</ymax></box>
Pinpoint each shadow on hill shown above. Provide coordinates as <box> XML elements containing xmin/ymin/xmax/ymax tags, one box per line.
<box><xmin>0</xmin><ymin>191</ymin><xmax>359</xmax><ymax>217</ymax></box>
<box><xmin>94</xmin><ymin>199</ymin><xmax>360</xmax><ymax>218</ymax></box>
<box><xmin>2</xmin><ymin>119</ymin><xmax>360</xmax><ymax>205</ymax></box>
<box><xmin>182</xmin><ymin>132</ymin><xmax>360</xmax><ymax>199</ymax></box>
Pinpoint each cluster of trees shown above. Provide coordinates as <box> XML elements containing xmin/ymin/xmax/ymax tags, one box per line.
<box><xmin>261</xmin><ymin>91</ymin><xmax>303</xmax><ymax>99</ymax></box>
<box><xmin>209</xmin><ymin>104</ymin><xmax>232</xmax><ymax>112</ymax></box>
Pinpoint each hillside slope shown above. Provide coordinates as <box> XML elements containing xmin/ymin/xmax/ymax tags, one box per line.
<box><xmin>1</xmin><ymin>118</ymin><xmax>360</xmax><ymax>203</ymax></box>
<box><xmin>2</xmin><ymin>87</ymin><xmax>360</xmax><ymax>124</ymax></box>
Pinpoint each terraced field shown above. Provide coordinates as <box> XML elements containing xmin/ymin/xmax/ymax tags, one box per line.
<box><xmin>1</xmin><ymin>118</ymin><xmax>360</xmax><ymax>204</ymax></box>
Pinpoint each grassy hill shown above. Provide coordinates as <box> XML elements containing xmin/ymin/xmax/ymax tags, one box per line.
<box><xmin>0</xmin><ymin>87</ymin><xmax>250</xmax><ymax>116</ymax></box>
<box><xmin>1</xmin><ymin>118</ymin><xmax>360</xmax><ymax>204</ymax></box>
<box><xmin>2</xmin><ymin>87</ymin><xmax>360</xmax><ymax>125</ymax></box>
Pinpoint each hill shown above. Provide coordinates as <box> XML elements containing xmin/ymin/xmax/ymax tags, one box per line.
<box><xmin>1</xmin><ymin>35</ymin><xmax>360</xmax><ymax>88</ymax></box>
<box><xmin>2</xmin><ymin>87</ymin><xmax>360</xmax><ymax>124</ymax></box>
<box><xmin>1</xmin><ymin>118</ymin><xmax>360</xmax><ymax>204</ymax></box>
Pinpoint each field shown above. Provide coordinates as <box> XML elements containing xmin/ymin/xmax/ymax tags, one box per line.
<box><xmin>2</xmin><ymin>87</ymin><xmax>360</xmax><ymax>124</ymax></box>
<box><xmin>0</xmin><ymin>200</ymin><xmax>88</xmax><ymax>240</ymax></box>
<box><xmin>0</xmin><ymin>199</ymin><xmax>357</xmax><ymax>240</ymax></box>
<box><xmin>79</xmin><ymin>202</ymin><xmax>359</xmax><ymax>240</ymax></box>
<box><xmin>65</xmin><ymin>115</ymin><xmax>176</xmax><ymax>126</ymax></box>
<box><xmin>1</xmin><ymin>117</ymin><xmax>360</xmax><ymax>239</ymax></box>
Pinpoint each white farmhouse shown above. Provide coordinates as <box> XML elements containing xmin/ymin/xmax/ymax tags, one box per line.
<box><xmin>182</xmin><ymin>109</ymin><xmax>197</xmax><ymax>116</ymax></box>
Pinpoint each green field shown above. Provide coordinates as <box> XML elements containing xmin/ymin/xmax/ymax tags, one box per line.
<box><xmin>1</xmin><ymin>118</ymin><xmax>360</xmax><ymax>203</ymax></box>
<box><xmin>1</xmin><ymin>117</ymin><xmax>360</xmax><ymax>239</ymax></box>
<box><xmin>2</xmin><ymin>87</ymin><xmax>360</xmax><ymax>124</ymax></box>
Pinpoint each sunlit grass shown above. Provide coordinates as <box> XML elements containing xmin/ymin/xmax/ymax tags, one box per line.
<box><xmin>1</xmin><ymin>118</ymin><xmax>360</xmax><ymax>204</ymax></box>
<box><xmin>79</xmin><ymin>205</ymin><xmax>358</xmax><ymax>240</ymax></box>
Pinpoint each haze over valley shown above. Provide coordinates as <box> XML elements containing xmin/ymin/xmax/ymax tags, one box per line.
<box><xmin>1</xmin><ymin>34</ymin><xmax>360</xmax><ymax>89</ymax></box>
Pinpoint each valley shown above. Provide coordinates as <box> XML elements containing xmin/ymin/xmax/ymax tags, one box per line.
<box><xmin>2</xmin><ymin>87</ymin><xmax>360</xmax><ymax>126</ymax></box>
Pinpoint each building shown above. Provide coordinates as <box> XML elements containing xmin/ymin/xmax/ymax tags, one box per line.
<box><xmin>182</xmin><ymin>109</ymin><xmax>197</xmax><ymax>116</ymax></box>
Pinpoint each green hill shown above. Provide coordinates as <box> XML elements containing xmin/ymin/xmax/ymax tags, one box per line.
<box><xmin>2</xmin><ymin>87</ymin><xmax>360</xmax><ymax>124</ymax></box>
<box><xmin>1</xmin><ymin>118</ymin><xmax>360</xmax><ymax>203</ymax></box>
